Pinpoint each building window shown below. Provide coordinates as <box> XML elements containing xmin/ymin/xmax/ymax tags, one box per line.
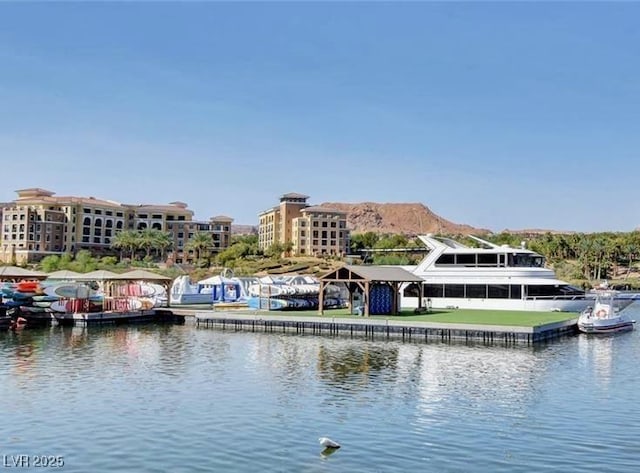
<box><xmin>95</xmin><ymin>209</ymin><xmax>102</xmax><ymax>215</ymax></box>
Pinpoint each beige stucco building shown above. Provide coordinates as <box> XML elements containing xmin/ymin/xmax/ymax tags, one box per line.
<box><xmin>258</xmin><ymin>193</ymin><xmax>350</xmax><ymax>256</ymax></box>
<box><xmin>0</xmin><ymin>188</ymin><xmax>232</xmax><ymax>264</ymax></box>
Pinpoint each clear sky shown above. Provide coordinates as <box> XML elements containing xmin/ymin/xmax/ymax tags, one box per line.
<box><xmin>1</xmin><ymin>3</ymin><xmax>639</xmax><ymax>232</ymax></box>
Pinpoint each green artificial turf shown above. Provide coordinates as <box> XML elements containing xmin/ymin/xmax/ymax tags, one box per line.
<box><xmin>255</xmin><ymin>307</ymin><xmax>576</xmax><ymax>327</ymax></box>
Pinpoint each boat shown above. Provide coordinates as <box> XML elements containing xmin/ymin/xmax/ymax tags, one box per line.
<box><xmin>400</xmin><ymin>235</ymin><xmax>597</xmax><ymax>312</ymax></box>
<box><xmin>578</xmin><ymin>289</ymin><xmax>635</xmax><ymax>334</ymax></box>
<box><xmin>169</xmin><ymin>275</ymin><xmax>215</xmax><ymax>305</ymax></box>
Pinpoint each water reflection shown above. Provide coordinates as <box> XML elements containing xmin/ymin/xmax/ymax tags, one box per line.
<box><xmin>1</xmin><ymin>321</ymin><xmax>640</xmax><ymax>473</ymax></box>
<box><xmin>578</xmin><ymin>332</ymin><xmax>615</xmax><ymax>388</ymax></box>
<box><xmin>317</xmin><ymin>342</ymin><xmax>399</xmax><ymax>388</ymax></box>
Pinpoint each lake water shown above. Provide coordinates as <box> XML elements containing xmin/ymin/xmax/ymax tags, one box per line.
<box><xmin>2</xmin><ymin>305</ymin><xmax>640</xmax><ymax>472</ymax></box>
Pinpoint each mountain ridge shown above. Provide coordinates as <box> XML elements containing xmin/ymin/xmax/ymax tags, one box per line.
<box><xmin>320</xmin><ymin>202</ymin><xmax>490</xmax><ymax>235</ymax></box>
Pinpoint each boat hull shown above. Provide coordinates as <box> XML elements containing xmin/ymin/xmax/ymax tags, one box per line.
<box><xmin>578</xmin><ymin>319</ymin><xmax>635</xmax><ymax>334</ymax></box>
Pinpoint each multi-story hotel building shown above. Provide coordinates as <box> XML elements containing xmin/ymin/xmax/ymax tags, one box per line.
<box><xmin>258</xmin><ymin>193</ymin><xmax>350</xmax><ymax>256</ymax></box>
<box><xmin>0</xmin><ymin>188</ymin><xmax>232</xmax><ymax>264</ymax></box>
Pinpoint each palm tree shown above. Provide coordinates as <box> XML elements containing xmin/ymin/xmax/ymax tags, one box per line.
<box><xmin>111</xmin><ymin>230</ymin><xmax>140</xmax><ymax>261</ymax></box>
<box><xmin>185</xmin><ymin>232</ymin><xmax>214</xmax><ymax>264</ymax></box>
<box><xmin>139</xmin><ymin>229</ymin><xmax>159</xmax><ymax>259</ymax></box>
<box><xmin>153</xmin><ymin>231</ymin><xmax>173</xmax><ymax>261</ymax></box>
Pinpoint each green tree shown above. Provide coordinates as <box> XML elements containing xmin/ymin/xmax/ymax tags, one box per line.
<box><xmin>265</xmin><ymin>242</ymin><xmax>285</xmax><ymax>259</ymax></box>
<box><xmin>185</xmin><ymin>232</ymin><xmax>214</xmax><ymax>264</ymax></box>
<box><xmin>111</xmin><ymin>230</ymin><xmax>140</xmax><ymax>261</ymax></box>
<box><xmin>138</xmin><ymin>229</ymin><xmax>159</xmax><ymax>259</ymax></box>
<box><xmin>153</xmin><ymin>231</ymin><xmax>173</xmax><ymax>261</ymax></box>
<box><xmin>40</xmin><ymin>255</ymin><xmax>61</xmax><ymax>273</ymax></box>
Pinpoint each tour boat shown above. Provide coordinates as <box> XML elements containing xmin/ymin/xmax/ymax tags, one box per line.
<box><xmin>400</xmin><ymin>235</ymin><xmax>596</xmax><ymax>312</ymax></box>
<box><xmin>578</xmin><ymin>289</ymin><xmax>635</xmax><ymax>334</ymax></box>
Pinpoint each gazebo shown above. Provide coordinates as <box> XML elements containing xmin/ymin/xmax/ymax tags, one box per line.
<box><xmin>111</xmin><ymin>269</ymin><xmax>173</xmax><ymax>306</ymax></box>
<box><xmin>318</xmin><ymin>265</ymin><xmax>424</xmax><ymax>316</ymax></box>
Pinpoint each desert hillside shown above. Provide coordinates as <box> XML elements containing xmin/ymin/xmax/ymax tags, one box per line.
<box><xmin>320</xmin><ymin>202</ymin><xmax>489</xmax><ymax>236</ymax></box>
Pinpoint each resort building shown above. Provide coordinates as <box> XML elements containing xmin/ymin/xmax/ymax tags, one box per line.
<box><xmin>258</xmin><ymin>193</ymin><xmax>350</xmax><ymax>256</ymax></box>
<box><xmin>0</xmin><ymin>188</ymin><xmax>232</xmax><ymax>264</ymax></box>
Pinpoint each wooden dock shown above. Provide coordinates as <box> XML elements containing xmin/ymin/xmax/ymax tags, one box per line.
<box><xmin>174</xmin><ymin>309</ymin><xmax>578</xmax><ymax>345</ymax></box>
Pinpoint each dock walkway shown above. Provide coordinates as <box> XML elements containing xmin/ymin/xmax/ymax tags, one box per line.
<box><xmin>171</xmin><ymin>309</ymin><xmax>577</xmax><ymax>345</ymax></box>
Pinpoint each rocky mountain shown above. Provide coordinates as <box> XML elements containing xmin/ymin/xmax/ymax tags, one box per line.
<box><xmin>320</xmin><ymin>202</ymin><xmax>489</xmax><ymax>236</ymax></box>
<box><xmin>231</xmin><ymin>224</ymin><xmax>258</xmax><ymax>235</ymax></box>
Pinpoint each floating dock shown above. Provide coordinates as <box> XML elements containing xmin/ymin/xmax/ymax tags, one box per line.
<box><xmin>53</xmin><ymin>309</ymin><xmax>182</xmax><ymax>327</ymax></box>
<box><xmin>175</xmin><ymin>309</ymin><xmax>578</xmax><ymax>345</ymax></box>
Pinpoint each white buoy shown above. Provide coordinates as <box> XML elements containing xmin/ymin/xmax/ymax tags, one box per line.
<box><xmin>319</xmin><ymin>437</ymin><xmax>340</xmax><ymax>449</ymax></box>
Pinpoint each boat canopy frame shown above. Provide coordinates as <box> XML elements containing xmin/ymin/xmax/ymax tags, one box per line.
<box><xmin>318</xmin><ymin>265</ymin><xmax>424</xmax><ymax>316</ymax></box>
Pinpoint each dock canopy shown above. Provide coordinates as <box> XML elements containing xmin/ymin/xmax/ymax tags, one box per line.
<box><xmin>0</xmin><ymin>266</ymin><xmax>48</xmax><ymax>281</ymax></box>
<box><xmin>112</xmin><ymin>269</ymin><xmax>172</xmax><ymax>281</ymax></box>
<box><xmin>74</xmin><ymin>269</ymin><xmax>120</xmax><ymax>281</ymax></box>
<box><xmin>318</xmin><ymin>265</ymin><xmax>424</xmax><ymax>316</ymax></box>
<box><xmin>46</xmin><ymin>270</ymin><xmax>82</xmax><ymax>280</ymax></box>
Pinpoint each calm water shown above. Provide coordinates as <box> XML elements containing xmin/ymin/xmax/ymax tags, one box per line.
<box><xmin>2</xmin><ymin>305</ymin><xmax>640</xmax><ymax>472</ymax></box>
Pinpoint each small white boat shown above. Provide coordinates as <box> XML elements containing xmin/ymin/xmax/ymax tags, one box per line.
<box><xmin>578</xmin><ymin>290</ymin><xmax>635</xmax><ymax>334</ymax></box>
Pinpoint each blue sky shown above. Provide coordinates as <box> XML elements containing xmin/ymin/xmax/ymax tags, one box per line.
<box><xmin>1</xmin><ymin>3</ymin><xmax>639</xmax><ymax>232</ymax></box>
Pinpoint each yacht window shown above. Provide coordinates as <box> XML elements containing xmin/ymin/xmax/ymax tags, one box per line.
<box><xmin>456</xmin><ymin>254</ymin><xmax>475</xmax><ymax>266</ymax></box>
<box><xmin>488</xmin><ymin>285</ymin><xmax>509</xmax><ymax>299</ymax></box>
<box><xmin>526</xmin><ymin>285</ymin><xmax>584</xmax><ymax>297</ymax></box>
<box><xmin>436</xmin><ymin>254</ymin><xmax>454</xmax><ymax>265</ymax></box>
<box><xmin>477</xmin><ymin>254</ymin><xmax>498</xmax><ymax>266</ymax></box>
<box><xmin>466</xmin><ymin>284</ymin><xmax>486</xmax><ymax>298</ymax></box>
<box><xmin>510</xmin><ymin>253</ymin><xmax>545</xmax><ymax>267</ymax></box>
<box><xmin>445</xmin><ymin>284</ymin><xmax>465</xmax><ymax>298</ymax></box>
<box><xmin>423</xmin><ymin>284</ymin><xmax>444</xmax><ymax>298</ymax></box>
<box><xmin>510</xmin><ymin>285</ymin><xmax>522</xmax><ymax>299</ymax></box>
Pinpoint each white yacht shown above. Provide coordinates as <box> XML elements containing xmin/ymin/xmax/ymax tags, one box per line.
<box><xmin>399</xmin><ymin>235</ymin><xmax>591</xmax><ymax>312</ymax></box>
